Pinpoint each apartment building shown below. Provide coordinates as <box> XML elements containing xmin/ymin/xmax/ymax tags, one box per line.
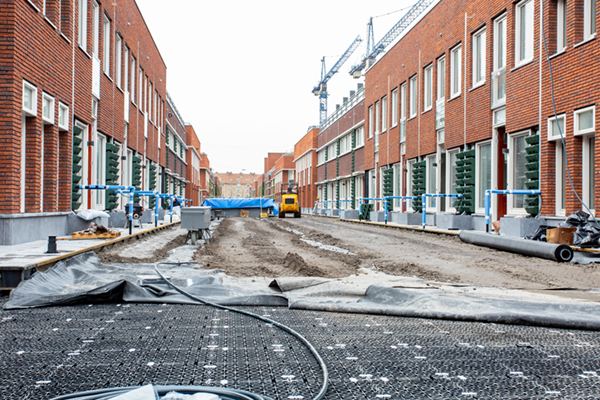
<box><xmin>315</xmin><ymin>85</ymin><xmax>366</xmax><ymax>211</ymax></box>
<box><xmin>216</xmin><ymin>172</ymin><xmax>259</xmax><ymax>198</ymax></box>
<box><xmin>185</xmin><ymin>124</ymin><xmax>201</xmax><ymax>206</ymax></box>
<box><xmin>0</xmin><ymin>0</ymin><xmax>206</xmax><ymax>244</ymax></box>
<box><xmin>294</xmin><ymin>127</ymin><xmax>319</xmax><ymax>213</ymax></box>
<box><xmin>272</xmin><ymin>153</ymin><xmax>295</xmax><ymax>203</ymax></box>
<box><xmin>363</xmin><ymin>0</ymin><xmax>599</xmax><ymax>224</ymax></box>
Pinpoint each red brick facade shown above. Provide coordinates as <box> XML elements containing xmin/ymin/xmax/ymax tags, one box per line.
<box><xmin>294</xmin><ymin>128</ymin><xmax>319</xmax><ymax>210</ymax></box>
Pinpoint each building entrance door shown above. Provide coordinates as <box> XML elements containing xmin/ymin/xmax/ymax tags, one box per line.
<box><xmin>497</xmin><ymin>127</ymin><xmax>507</xmax><ymax>218</ymax></box>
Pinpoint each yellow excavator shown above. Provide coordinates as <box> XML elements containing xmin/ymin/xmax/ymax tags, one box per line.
<box><xmin>279</xmin><ymin>181</ymin><xmax>301</xmax><ymax>218</ymax></box>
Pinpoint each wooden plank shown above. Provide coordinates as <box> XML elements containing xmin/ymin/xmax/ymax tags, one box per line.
<box><xmin>71</xmin><ymin>232</ymin><xmax>121</xmax><ymax>240</ymax></box>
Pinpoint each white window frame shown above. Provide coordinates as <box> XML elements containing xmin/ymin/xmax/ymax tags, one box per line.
<box><xmin>381</xmin><ymin>96</ymin><xmax>387</xmax><ymax>131</ymax></box>
<box><xmin>131</xmin><ymin>56</ymin><xmax>136</xmax><ymax>104</ymax></box>
<box><xmin>507</xmin><ymin>130</ymin><xmax>531</xmax><ymax>214</ymax></box>
<box><xmin>355</xmin><ymin>126</ymin><xmax>364</xmax><ymax>147</ymax></box>
<box><xmin>574</xmin><ymin>106</ymin><xmax>595</xmax><ymax>136</ymax></box>
<box><xmin>584</xmin><ymin>0</ymin><xmax>597</xmax><ymax>40</ymax></box>
<box><xmin>409</xmin><ymin>75</ymin><xmax>417</xmax><ymax>118</ymax></box>
<box><xmin>102</xmin><ymin>14</ymin><xmax>110</xmax><ymax>75</ymax></box>
<box><xmin>547</xmin><ymin>114</ymin><xmax>566</xmax><ymax>141</ymax></box>
<box><xmin>407</xmin><ymin>160</ymin><xmax>415</xmax><ymax>211</ymax></box>
<box><xmin>91</xmin><ymin>1</ymin><xmax>99</xmax><ymax>57</ymax></box>
<box><xmin>437</xmin><ymin>56</ymin><xmax>445</xmax><ymax>100</ymax></box>
<box><xmin>557</xmin><ymin>0</ymin><xmax>567</xmax><ymax>52</ymax></box>
<box><xmin>78</xmin><ymin>0</ymin><xmax>87</xmax><ymax>50</ymax></box>
<box><xmin>426</xmin><ymin>154</ymin><xmax>437</xmax><ymax>210</ymax></box>
<box><xmin>556</xmin><ymin>140</ymin><xmax>567</xmax><ymax>216</ymax></box>
<box><xmin>375</xmin><ymin>101</ymin><xmax>380</xmax><ymax>134</ymax></box>
<box><xmin>58</xmin><ymin>102</ymin><xmax>69</xmax><ymax>130</ymax></box>
<box><xmin>42</xmin><ymin>92</ymin><xmax>55</xmax><ymax>125</ymax></box>
<box><xmin>475</xmin><ymin>140</ymin><xmax>493</xmax><ymax>213</ymax></box>
<box><xmin>391</xmin><ymin>88</ymin><xmax>398</xmax><ymax>127</ymax></box>
<box><xmin>515</xmin><ymin>0</ymin><xmax>534</xmax><ymax>66</ymax></box>
<box><xmin>22</xmin><ymin>80</ymin><xmax>37</xmax><ymax>117</ymax></box>
<box><xmin>472</xmin><ymin>28</ymin><xmax>486</xmax><ymax>87</ymax></box>
<box><xmin>123</xmin><ymin>47</ymin><xmax>129</xmax><ymax>93</ymax></box>
<box><xmin>115</xmin><ymin>34</ymin><xmax>122</xmax><ymax>88</ymax></box>
<box><xmin>446</xmin><ymin>148</ymin><xmax>459</xmax><ymax>212</ymax></box>
<box><xmin>424</xmin><ymin>64</ymin><xmax>433</xmax><ymax>111</ymax></box>
<box><xmin>450</xmin><ymin>44</ymin><xmax>462</xmax><ymax>98</ymax></box>
<box><xmin>583</xmin><ymin>136</ymin><xmax>596</xmax><ymax>212</ymax></box>
<box><xmin>400</xmin><ymin>83</ymin><xmax>407</xmax><ymax>142</ymax></box>
<box><xmin>139</xmin><ymin>69</ymin><xmax>143</xmax><ymax>107</ymax></box>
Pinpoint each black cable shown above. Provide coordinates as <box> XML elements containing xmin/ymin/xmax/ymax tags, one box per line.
<box><xmin>541</xmin><ymin>18</ymin><xmax>600</xmax><ymax>228</ymax></box>
<box><xmin>153</xmin><ymin>262</ymin><xmax>330</xmax><ymax>400</ymax></box>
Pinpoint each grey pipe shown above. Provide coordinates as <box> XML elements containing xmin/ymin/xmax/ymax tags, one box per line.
<box><xmin>459</xmin><ymin>231</ymin><xmax>573</xmax><ymax>263</ymax></box>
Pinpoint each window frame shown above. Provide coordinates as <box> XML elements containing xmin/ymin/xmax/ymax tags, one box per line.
<box><xmin>78</xmin><ymin>0</ymin><xmax>87</xmax><ymax>50</ymax></box>
<box><xmin>424</xmin><ymin>64</ymin><xmax>433</xmax><ymax>111</ymax></box>
<box><xmin>475</xmin><ymin>140</ymin><xmax>493</xmax><ymax>212</ymax></box>
<box><xmin>42</xmin><ymin>92</ymin><xmax>55</xmax><ymax>125</ymax></box>
<box><xmin>409</xmin><ymin>75</ymin><xmax>417</xmax><ymax>118</ymax></box>
<box><xmin>400</xmin><ymin>83</ymin><xmax>407</xmax><ymax>142</ymax></box>
<box><xmin>368</xmin><ymin>105</ymin><xmax>374</xmax><ymax>139</ymax></box>
<box><xmin>507</xmin><ymin>130</ymin><xmax>531</xmax><ymax>214</ymax></box>
<box><xmin>381</xmin><ymin>95</ymin><xmax>387</xmax><ymax>131</ymax></box>
<box><xmin>584</xmin><ymin>0</ymin><xmax>597</xmax><ymax>40</ymax></box>
<box><xmin>437</xmin><ymin>56</ymin><xmax>445</xmax><ymax>100</ymax></box>
<box><xmin>102</xmin><ymin>14</ymin><xmax>110</xmax><ymax>75</ymax></box>
<box><xmin>115</xmin><ymin>33</ymin><xmax>122</xmax><ymax>88</ymax></box>
<box><xmin>556</xmin><ymin>0</ymin><xmax>567</xmax><ymax>52</ymax></box>
<box><xmin>547</xmin><ymin>113</ymin><xmax>566</xmax><ymax>141</ymax></box>
<box><xmin>574</xmin><ymin>106</ymin><xmax>595</xmax><ymax>136</ymax></box>
<box><xmin>91</xmin><ymin>1</ymin><xmax>99</xmax><ymax>57</ymax></box>
<box><xmin>450</xmin><ymin>44</ymin><xmax>462</xmax><ymax>99</ymax></box>
<box><xmin>22</xmin><ymin>80</ymin><xmax>38</xmax><ymax>117</ymax></box>
<box><xmin>583</xmin><ymin>136</ymin><xmax>596</xmax><ymax>211</ymax></box>
<box><xmin>515</xmin><ymin>0</ymin><xmax>534</xmax><ymax>66</ymax></box>
<box><xmin>391</xmin><ymin>88</ymin><xmax>398</xmax><ymax>127</ymax></box>
<box><xmin>375</xmin><ymin>101</ymin><xmax>380</xmax><ymax>134</ymax></box>
<box><xmin>555</xmin><ymin>140</ymin><xmax>567</xmax><ymax>216</ymax></box>
<box><xmin>58</xmin><ymin>102</ymin><xmax>69</xmax><ymax>130</ymax></box>
<box><xmin>472</xmin><ymin>27</ymin><xmax>486</xmax><ymax>87</ymax></box>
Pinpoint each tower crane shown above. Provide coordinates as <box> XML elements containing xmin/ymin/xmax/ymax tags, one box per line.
<box><xmin>312</xmin><ymin>35</ymin><xmax>362</xmax><ymax>125</ymax></box>
<box><xmin>349</xmin><ymin>0</ymin><xmax>436</xmax><ymax>78</ymax></box>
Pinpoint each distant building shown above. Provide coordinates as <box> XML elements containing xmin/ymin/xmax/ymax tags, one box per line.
<box><xmin>294</xmin><ymin>127</ymin><xmax>319</xmax><ymax>213</ymax></box>
<box><xmin>215</xmin><ymin>172</ymin><xmax>259</xmax><ymax>198</ymax></box>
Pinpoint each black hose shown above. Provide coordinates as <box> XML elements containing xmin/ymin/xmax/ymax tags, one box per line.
<box><xmin>154</xmin><ymin>262</ymin><xmax>329</xmax><ymax>400</ymax></box>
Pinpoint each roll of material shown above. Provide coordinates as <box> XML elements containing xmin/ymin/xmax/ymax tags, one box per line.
<box><xmin>459</xmin><ymin>231</ymin><xmax>574</xmax><ymax>263</ymax></box>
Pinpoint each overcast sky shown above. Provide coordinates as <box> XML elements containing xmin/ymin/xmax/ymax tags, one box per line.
<box><xmin>137</xmin><ymin>0</ymin><xmax>415</xmax><ymax>174</ymax></box>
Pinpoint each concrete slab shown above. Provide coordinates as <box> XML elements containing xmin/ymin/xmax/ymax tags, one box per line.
<box><xmin>370</xmin><ymin>211</ymin><xmax>385</xmax><ymax>222</ymax></box>
<box><xmin>436</xmin><ymin>214</ymin><xmax>474</xmax><ymax>230</ymax></box>
<box><xmin>500</xmin><ymin>217</ymin><xmax>547</xmax><ymax>238</ymax></box>
<box><xmin>340</xmin><ymin>209</ymin><xmax>359</xmax><ymax>220</ymax></box>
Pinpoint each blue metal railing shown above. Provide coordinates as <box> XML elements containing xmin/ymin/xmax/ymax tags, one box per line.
<box><xmin>421</xmin><ymin>193</ymin><xmax>464</xmax><ymax>229</ymax></box>
<box><xmin>80</xmin><ymin>185</ymin><xmax>136</xmax><ymax>234</ymax></box>
<box><xmin>485</xmin><ymin>189</ymin><xmax>541</xmax><ymax>232</ymax></box>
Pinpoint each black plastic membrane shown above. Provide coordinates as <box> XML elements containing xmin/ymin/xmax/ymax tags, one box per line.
<box><xmin>2</xmin><ymin>299</ymin><xmax>600</xmax><ymax>399</ymax></box>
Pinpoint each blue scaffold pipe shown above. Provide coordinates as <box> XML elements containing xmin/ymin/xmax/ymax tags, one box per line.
<box><xmin>170</xmin><ymin>197</ymin><xmax>174</xmax><ymax>223</ymax></box>
<box><xmin>382</xmin><ymin>196</ymin><xmax>417</xmax><ymax>224</ymax></box>
<box><xmin>128</xmin><ymin>191</ymin><xmax>133</xmax><ymax>235</ymax></box>
<box><xmin>485</xmin><ymin>189</ymin><xmax>541</xmax><ymax>233</ymax></box>
<box><xmin>155</xmin><ymin>194</ymin><xmax>159</xmax><ymax>227</ymax></box>
<box><xmin>421</xmin><ymin>193</ymin><xmax>464</xmax><ymax>229</ymax></box>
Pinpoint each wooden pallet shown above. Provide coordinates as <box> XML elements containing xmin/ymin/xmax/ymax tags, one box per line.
<box><xmin>71</xmin><ymin>231</ymin><xmax>121</xmax><ymax>240</ymax></box>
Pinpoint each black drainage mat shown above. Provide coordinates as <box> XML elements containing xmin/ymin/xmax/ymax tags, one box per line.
<box><xmin>1</xmin><ymin>299</ymin><xmax>600</xmax><ymax>399</ymax></box>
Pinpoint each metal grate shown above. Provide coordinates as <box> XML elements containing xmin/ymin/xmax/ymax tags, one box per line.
<box><xmin>1</xmin><ymin>299</ymin><xmax>600</xmax><ymax>399</ymax></box>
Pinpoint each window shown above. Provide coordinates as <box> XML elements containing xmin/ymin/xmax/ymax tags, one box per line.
<box><xmin>492</xmin><ymin>15</ymin><xmax>507</xmax><ymax>108</ymax></box>
<box><xmin>575</xmin><ymin>106</ymin><xmax>595</xmax><ymax>135</ymax></box>
<box><xmin>427</xmin><ymin>155</ymin><xmax>437</xmax><ymax>209</ymax></box>
<box><xmin>437</xmin><ymin>57</ymin><xmax>445</xmax><ymax>100</ymax></box>
<box><xmin>556</xmin><ymin>141</ymin><xmax>567</xmax><ymax>215</ymax></box>
<box><xmin>78</xmin><ymin>0</ymin><xmax>87</xmax><ymax>50</ymax></box>
<box><xmin>368</xmin><ymin>105</ymin><xmax>374</xmax><ymax>138</ymax></box>
<box><xmin>424</xmin><ymin>65</ymin><xmax>433</xmax><ymax>111</ymax></box>
<box><xmin>400</xmin><ymin>83</ymin><xmax>406</xmax><ymax>142</ymax></box>
<box><xmin>556</xmin><ymin>0</ymin><xmax>567</xmax><ymax>52</ymax></box>
<box><xmin>450</xmin><ymin>45</ymin><xmax>461</xmax><ymax>98</ymax></box>
<box><xmin>447</xmin><ymin>149</ymin><xmax>458</xmax><ymax>211</ymax></box>
<box><xmin>102</xmin><ymin>15</ymin><xmax>110</xmax><ymax>74</ymax></box>
<box><xmin>583</xmin><ymin>136</ymin><xmax>596</xmax><ymax>209</ymax></box>
<box><xmin>409</xmin><ymin>75</ymin><xmax>417</xmax><ymax>118</ymax></box>
<box><xmin>42</xmin><ymin>93</ymin><xmax>55</xmax><ymax>124</ymax></box>
<box><xmin>391</xmin><ymin>88</ymin><xmax>398</xmax><ymax>126</ymax></box>
<box><xmin>584</xmin><ymin>0</ymin><xmax>597</xmax><ymax>40</ymax></box>
<box><xmin>124</xmin><ymin>47</ymin><xmax>129</xmax><ymax>93</ymax></box>
<box><xmin>131</xmin><ymin>56</ymin><xmax>136</xmax><ymax>103</ymax></box>
<box><xmin>58</xmin><ymin>102</ymin><xmax>69</xmax><ymax>130</ymax></box>
<box><xmin>22</xmin><ymin>80</ymin><xmax>37</xmax><ymax>116</ymax></box>
<box><xmin>509</xmin><ymin>132</ymin><xmax>529</xmax><ymax>211</ymax></box>
<box><xmin>375</xmin><ymin>101</ymin><xmax>380</xmax><ymax>133</ymax></box>
<box><xmin>148</xmin><ymin>82</ymin><xmax>153</xmax><ymax>121</ymax></box>
<box><xmin>327</xmin><ymin>144</ymin><xmax>335</xmax><ymax>160</ymax></box>
<box><xmin>381</xmin><ymin>96</ymin><xmax>387</xmax><ymax>131</ymax></box>
<box><xmin>548</xmin><ymin>114</ymin><xmax>566</xmax><ymax>140</ymax></box>
<box><xmin>115</xmin><ymin>34</ymin><xmax>122</xmax><ymax>88</ymax></box>
<box><xmin>516</xmin><ymin>0</ymin><xmax>534</xmax><ymax>65</ymax></box>
<box><xmin>473</xmin><ymin>28</ymin><xmax>486</xmax><ymax>86</ymax></box>
<box><xmin>91</xmin><ymin>2</ymin><xmax>99</xmax><ymax>57</ymax></box>
<box><xmin>476</xmin><ymin>142</ymin><xmax>492</xmax><ymax>211</ymax></box>
<box><xmin>139</xmin><ymin>69</ymin><xmax>143</xmax><ymax>107</ymax></box>
<box><xmin>356</xmin><ymin>126</ymin><xmax>365</xmax><ymax>147</ymax></box>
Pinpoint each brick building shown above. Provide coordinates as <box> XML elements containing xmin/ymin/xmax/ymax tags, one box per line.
<box><xmin>185</xmin><ymin>124</ymin><xmax>201</xmax><ymax>206</ymax></box>
<box><xmin>272</xmin><ymin>153</ymin><xmax>295</xmax><ymax>203</ymax></box>
<box><xmin>294</xmin><ymin>127</ymin><xmax>319</xmax><ymax>212</ymax></box>
<box><xmin>0</xmin><ymin>0</ymin><xmax>209</xmax><ymax>244</ymax></box>
<box><xmin>315</xmin><ymin>85</ymin><xmax>366</xmax><ymax>212</ymax></box>
<box><xmin>362</xmin><ymin>0</ymin><xmax>599</xmax><ymax>224</ymax></box>
<box><xmin>261</xmin><ymin>152</ymin><xmax>284</xmax><ymax>199</ymax></box>
<box><xmin>199</xmin><ymin>153</ymin><xmax>212</xmax><ymax>203</ymax></box>
<box><xmin>216</xmin><ymin>172</ymin><xmax>259</xmax><ymax>198</ymax></box>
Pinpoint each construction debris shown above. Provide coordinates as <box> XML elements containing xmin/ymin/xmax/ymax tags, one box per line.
<box><xmin>72</xmin><ymin>222</ymin><xmax>121</xmax><ymax>239</ymax></box>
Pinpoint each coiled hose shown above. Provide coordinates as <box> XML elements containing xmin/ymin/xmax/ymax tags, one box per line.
<box><xmin>49</xmin><ymin>262</ymin><xmax>329</xmax><ymax>400</ymax></box>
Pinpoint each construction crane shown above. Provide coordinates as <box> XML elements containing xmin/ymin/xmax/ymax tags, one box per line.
<box><xmin>312</xmin><ymin>35</ymin><xmax>362</xmax><ymax>124</ymax></box>
<box><xmin>349</xmin><ymin>0</ymin><xmax>436</xmax><ymax>78</ymax></box>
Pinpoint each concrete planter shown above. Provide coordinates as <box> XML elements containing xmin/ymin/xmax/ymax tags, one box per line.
<box><xmin>319</xmin><ymin>209</ymin><xmax>327</xmax><ymax>215</ymax></box>
<box><xmin>499</xmin><ymin>217</ymin><xmax>547</xmax><ymax>238</ymax></box>
<box><xmin>327</xmin><ymin>208</ymin><xmax>340</xmax><ymax>217</ymax></box>
<box><xmin>0</xmin><ymin>212</ymin><xmax>73</xmax><ymax>245</ymax></box>
<box><xmin>424</xmin><ymin>212</ymin><xmax>436</xmax><ymax>226</ymax></box>
<box><xmin>340</xmin><ymin>209</ymin><xmax>359</xmax><ymax>220</ymax></box>
<box><xmin>471</xmin><ymin>215</ymin><xmax>487</xmax><ymax>231</ymax></box>
<box><xmin>436</xmin><ymin>214</ymin><xmax>473</xmax><ymax>230</ymax></box>
<box><xmin>370</xmin><ymin>211</ymin><xmax>385</xmax><ymax>222</ymax></box>
<box><xmin>393</xmin><ymin>212</ymin><xmax>422</xmax><ymax>226</ymax></box>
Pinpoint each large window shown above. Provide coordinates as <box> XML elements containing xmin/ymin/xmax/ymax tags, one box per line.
<box><xmin>424</xmin><ymin>65</ymin><xmax>433</xmax><ymax>111</ymax></box>
<box><xmin>115</xmin><ymin>34</ymin><xmax>122</xmax><ymax>88</ymax></box>
<box><xmin>391</xmin><ymin>88</ymin><xmax>398</xmax><ymax>127</ymax></box>
<box><xmin>472</xmin><ymin>28</ymin><xmax>486</xmax><ymax>87</ymax></box>
<box><xmin>575</xmin><ymin>106</ymin><xmax>595</xmax><ymax>136</ymax></box>
<box><xmin>78</xmin><ymin>0</ymin><xmax>87</xmax><ymax>50</ymax></box>
<box><xmin>375</xmin><ymin>101</ymin><xmax>380</xmax><ymax>133</ymax></box>
<box><xmin>509</xmin><ymin>133</ymin><xmax>529</xmax><ymax>211</ymax></box>
<box><xmin>437</xmin><ymin>57</ymin><xmax>445</xmax><ymax>100</ymax></box>
<box><xmin>516</xmin><ymin>0</ymin><xmax>534</xmax><ymax>65</ymax></box>
<box><xmin>450</xmin><ymin>45</ymin><xmax>461</xmax><ymax>98</ymax></box>
<box><xmin>409</xmin><ymin>76</ymin><xmax>417</xmax><ymax>118</ymax></box>
<box><xmin>477</xmin><ymin>142</ymin><xmax>492</xmax><ymax>211</ymax></box>
<box><xmin>556</xmin><ymin>0</ymin><xmax>567</xmax><ymax>52</ymax></box>
<box><xmin>400</xmin><ymin>83</ymin><xmax>407</xmax><ymax>142</ymax></box>
<box><xmin>368</xmin><ymin>105</ymin><xmax>374</xmax><ymax>138</ymax></box>
<box><xmin>91</xmin><ymin>1</ymin><xmax>99</xmax><ymax>57</ymax></box>
<box><xmin>381</xmin><ymin>96</ymin><xmax>387</xmax><ymax>131</ymax></box>
<box><xmin>447</xmin><ymin>149</ymin><xmax>458</xmax><ymax>211</ymax></box>
<box><xmin>584</xmin><ymin>0</ymin><xmax>597</xmax><ymax>40</ymax></box>
<box><xmin>492</xmin><ymin>14</ymin><xmax>507</xmax><ymax>108</ymax></box>
<box><xmin>103</xmin><ymin>15</ymin><xmax>110</xmax><ymax>74</ymax></box>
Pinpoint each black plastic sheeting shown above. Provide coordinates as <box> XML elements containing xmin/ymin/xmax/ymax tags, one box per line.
<box><xmin>6</xmin><ymin>252</ymin><xmax>600</xmax><ymax>331</ymax></box>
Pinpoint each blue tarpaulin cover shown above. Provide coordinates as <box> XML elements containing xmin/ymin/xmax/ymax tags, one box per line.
<box><xmin>202</xmin><ymin>198</ymin><xmax>276</xmax><ymax>210</ymax></box>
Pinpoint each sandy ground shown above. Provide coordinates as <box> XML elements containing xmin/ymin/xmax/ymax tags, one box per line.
<box><xmin>98</xmin><ymin>216</ymin><xmax>600</xmax><ymax>301</ymax></box>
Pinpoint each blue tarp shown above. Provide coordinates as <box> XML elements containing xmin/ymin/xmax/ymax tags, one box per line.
<box><xmin>202</xmin><ymin>198</ymin><xmax>276</xmax><ymax>210</ymax></box>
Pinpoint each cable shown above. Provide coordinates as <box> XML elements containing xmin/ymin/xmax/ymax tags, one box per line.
<box><xmin>372</xmin><ymin>5</ymin><xmax>413</xmax><ymax>19</ymax></box>
<box><xmin>541</xmin><ymin>20</ymin><xmax>600</xmax><ymax>228</ymax></box>
<box><xmin>153</xmin><ymin>262</ymin><xmax>330</xmax><ymax>400</ymax></box>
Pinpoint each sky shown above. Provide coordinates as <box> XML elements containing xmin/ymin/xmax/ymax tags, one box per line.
<box><xmin>136</xmin><ymin>0</ymin><xmax>416</xmax><ymax>174</ymax></box>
